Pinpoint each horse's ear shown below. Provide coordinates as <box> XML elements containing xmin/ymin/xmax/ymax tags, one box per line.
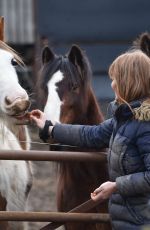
<box><xmin>42</xmin><ymin>46</ymin><xmax>55</xmax><ymax>64</ymax></box>
<box><xmin>133</xmin><ymin>32</ymin><xmax>150</xmax><ymax>57</ymax></box>
<box><xmin>68</xmin><ymin>45</ymin><xmax>83</xmax><ymax>67</ymax></box>
<box><xmin>68</xmin><ymin>44</ymin><xmax>88</xmax><ymax>79</ymax></box>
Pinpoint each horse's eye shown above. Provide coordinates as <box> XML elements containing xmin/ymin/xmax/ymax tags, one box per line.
<box><xmin>11</xmin><ymin>58</ymin><xmax>18</xmax><ymax>66</ymax></box>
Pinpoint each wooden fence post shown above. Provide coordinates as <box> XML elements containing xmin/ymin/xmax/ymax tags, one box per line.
<box><xmin>0</xmin><ymin>16</ymin><xmax>4</xmax><ymax>41</ymax></box>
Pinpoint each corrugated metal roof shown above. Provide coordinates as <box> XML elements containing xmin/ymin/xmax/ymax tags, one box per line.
<box><xmin>0</xmin><ymin>0</ymin><xmax>35</xmax><ymax>44</ymax></box>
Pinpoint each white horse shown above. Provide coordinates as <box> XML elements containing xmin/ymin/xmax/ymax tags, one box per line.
<box><xmin>0</xmin><ymin>41</ymin><xmax>32</xmax><ymax>230</ymax></box>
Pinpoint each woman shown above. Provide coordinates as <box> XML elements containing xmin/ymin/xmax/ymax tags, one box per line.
<box><xmin>30</xmin><ymin>50</ymin><xmax>150</xmax><ymax>229</ymax></box>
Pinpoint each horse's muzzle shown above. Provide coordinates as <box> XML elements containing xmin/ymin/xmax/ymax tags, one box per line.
<box><xmin>5</xmin><ymin>97</ymin><xmax>31</xmax><ymax>116</ymax></box>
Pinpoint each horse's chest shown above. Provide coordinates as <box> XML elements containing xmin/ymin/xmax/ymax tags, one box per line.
<box><xmin>0</xmin><ymin>123</ymin><xmax>31</xmax><ymax>210</ymax></box>
<box><xmin>0</xmin><ymin>160</ymin><xmax>29</xmax><ymax>193</ymax></box>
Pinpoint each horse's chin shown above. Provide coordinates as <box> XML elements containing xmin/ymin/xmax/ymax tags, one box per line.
<box><xmin>8</xmin><ymin>111</ymin><xmax>28</xmax><ymax>120</ymax></box>
<box><xmin>11</xmin><ymin>111</ymin><xmax>31</xmax><ymax>125</ymax></box>
<box><xmin>13</xmin><ymin>112</ymin><xmax>26</xmax><ymax>120</ymax></box>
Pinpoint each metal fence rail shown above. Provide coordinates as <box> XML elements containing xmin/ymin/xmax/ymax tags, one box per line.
<box><xmin>0</xmin><ymin>211</ymin><xmax>110</xmax><ymax>223</ymax></box>
<box><xmin>0</xmin><ymin>149</ymin><xmax>108</xmax><ymax>227</ymax></box>
<box><xmin>0</xmin><ymin>149</ymin><xmax>107</xmax><ymax>162</ymax></box>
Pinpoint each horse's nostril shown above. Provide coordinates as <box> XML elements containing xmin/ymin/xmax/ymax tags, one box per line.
<box><xmin>25</xmin><ymin>100</ymin><xmax>31</xmax><ymax>110</ymax></box>
<box><xmin>14</xmin><ymin>100</ymin><xmax>30</xmax><ymax>113</ymax></box>
<box><xmin>5</xmin><ymin>97</ymin><xmax>12</xmax><ymax>105</ymax></box>
<box><xmin>5</xmin><ymin>96</ymin><xmax>30</xmax><ymax>110</ymax></box>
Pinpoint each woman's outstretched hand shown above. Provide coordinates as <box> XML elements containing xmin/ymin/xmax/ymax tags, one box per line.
<box><xmin>30</xmin><ymin>109</ymin><xmax>46</xmax><ymax>129</ymax></box>
<box><xmin>91</xmin><ymin>181</ymin><xmax>117</xmax><ymax>202</ymax></box>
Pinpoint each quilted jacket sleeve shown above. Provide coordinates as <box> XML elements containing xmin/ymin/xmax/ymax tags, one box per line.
<box><xmin>116</xmin><ymin>122</ymin><xmax>150</xmax><ymax>196</ymax></box>
<box><xmin>52</xmin><ymin>118</ymin><xmax>114</xmax><ymax>149</ymax></box>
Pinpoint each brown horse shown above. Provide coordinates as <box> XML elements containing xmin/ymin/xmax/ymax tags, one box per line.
<box><xmin>36</xmin><ymin>44</ymin><xmax>111</xmax><ymax>230</ymax></box>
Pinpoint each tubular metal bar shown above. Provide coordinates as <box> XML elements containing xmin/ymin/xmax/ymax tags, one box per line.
<box><xmin>0</xmin><ymin>16</ymin><xmax>4</xmax><ymax>41</ymax></box>
<box><xmin>0</xmin><ymin>150</ymin><xmax>107</xmax><ymax>162</ymax></box>
<box><xmin>41</xmin><ymin>198</ymin><xmax>107</xmax><ymax>229</ymax></box>
<box><xmin>0</xmin><ymin>211</ymin><xmax>110</xmax><ymax>223</ymax></box>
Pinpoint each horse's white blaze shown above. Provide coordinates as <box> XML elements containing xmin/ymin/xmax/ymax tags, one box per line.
<box><xmin>44</xmin><ymin>70</ymin><xmax>63</xmax><ymax>123</ymax></box>
<box><xmin>0</xmin><ymin>49</ymin><xmax>28</xmax><ymax>113</ymax></box>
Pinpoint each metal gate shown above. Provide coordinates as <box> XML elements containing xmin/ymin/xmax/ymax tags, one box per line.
<box><xmin>0</xmin><ymin>149</ymin><xmax>110</xmax><ymax>229</ymax></box>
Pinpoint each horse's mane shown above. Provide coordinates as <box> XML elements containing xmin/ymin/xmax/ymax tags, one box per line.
<box><xmin>0</xmin><ymin>40</ymin><xmax>23</xmax><ymax>65</ymax></box>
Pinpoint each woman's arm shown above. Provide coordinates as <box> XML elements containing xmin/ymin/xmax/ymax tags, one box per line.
<box><xmin>30</xmin><ymin>109</ymin><xmax>114</xmax><ymax>149</ymax></box>
<box><xmin>52</xmin><ymin>118</ymin><xmax>113</xmax><ymax>149</ymax></box>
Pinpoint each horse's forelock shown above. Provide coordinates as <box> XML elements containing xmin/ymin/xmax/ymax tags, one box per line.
<box><xmin>0</xmin><ymin>41</ymin><xmax>24</xmax><ymax>66</ymax></box>
<box><xmin>61</xmin><ymin>54</ymin><xmax>92</xmax><ymax>90</ymax></box>
<box><xmin>60</xmin><ymin>57</ymin><xmax>82</xmax><ymax>89</ymax></box>
<box><xmin>40</xmin><ymin>56</ymin><xmax>62</xmax><ymax>87</ymax></box>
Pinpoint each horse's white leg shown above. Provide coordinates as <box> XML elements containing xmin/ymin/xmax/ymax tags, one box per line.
<box><xmin>0</xmin><ymin>193</ymin><xmax>9</xmax><ymax>230</ymax></box>
<box><xmin>0</xmin><ymin>158</ymin><xmax>32</xmax><ymax>230</ymax></box>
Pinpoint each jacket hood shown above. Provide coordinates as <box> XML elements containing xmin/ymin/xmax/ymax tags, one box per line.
<box><xmin>114</xmin><ymin>99</ymin><xmax>150</xmax><ymax>121</ymax></box>
<box><xmin>134</xmin><ymin>99</ymin><xmax>150</xmax><ymax>121</ymax></box>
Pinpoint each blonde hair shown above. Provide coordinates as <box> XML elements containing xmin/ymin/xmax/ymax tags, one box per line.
<box><xmin>109</xmin><ymin>50</ymin><xmax>150</xmax><ymax>104</ymax></box>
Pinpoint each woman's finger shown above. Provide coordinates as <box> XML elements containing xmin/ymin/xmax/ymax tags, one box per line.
<box><xmin>30</xmin><ymin>110</ymin><xmax>41</xmax><ymax>118</ymax></box>
<box><xmin>30</xmin><ymin>115</ymin><xmax>39</xmax><ymax>123</ymax></box>
<box><xmin>93</xmin><ymin>187</ymin><xmax>102</xmax><ymax>194</ymax></box>
<box><xmin>91</xmin><ymin>191</ymin><xmax>103</xmax><ymax>201</ymax></box>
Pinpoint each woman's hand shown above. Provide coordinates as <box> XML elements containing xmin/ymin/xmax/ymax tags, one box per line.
<box><xmin>30</xmin><ymin>109</ymin><xmax>46</xmax><ymax>129</ymax></box>
<box><xmin>91</xmin><ymin>181</ymin><xmax>117</xmax><ymax>202</ymax></box>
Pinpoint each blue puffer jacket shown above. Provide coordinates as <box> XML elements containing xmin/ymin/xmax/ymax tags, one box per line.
<box><xmin>52</xmin><ymin>100</ymin><xmax>150</xmax><ymax>230</ymax></box>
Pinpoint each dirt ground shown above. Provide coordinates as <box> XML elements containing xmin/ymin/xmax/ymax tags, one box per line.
<box><xmin>26</xmin><ymin>126</ymin><xmax>64</xmax><ymax>230</ymax></box>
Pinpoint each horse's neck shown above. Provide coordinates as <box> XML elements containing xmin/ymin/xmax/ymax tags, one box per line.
<box><xmin>0</xmin><ymin>116</ymin><xmax>30</xmax><ymax>150</ymax></box>
<box><xmin>86</xmin><ymin>87</ymin><xmax>104</xmax><ymax>125</ymax></box>
<box><xmin>60</xmin><ymin>87</ymin><xmax>104</xmax><ymax>125</ymax></box>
